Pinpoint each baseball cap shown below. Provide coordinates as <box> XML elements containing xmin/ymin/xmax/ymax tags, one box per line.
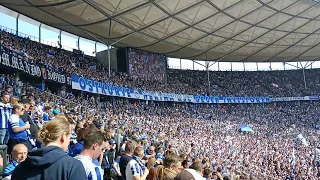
<box><xmin>52</xmin><ymin>109</ymin><xmax>60</xmax><ymax>115</ymax></box>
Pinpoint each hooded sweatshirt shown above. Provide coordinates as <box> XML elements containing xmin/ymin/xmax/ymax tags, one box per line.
<box><xmin>11</xmin><ymin>145</ymin><xmax>87</xmax><ymax>180</ymax></box>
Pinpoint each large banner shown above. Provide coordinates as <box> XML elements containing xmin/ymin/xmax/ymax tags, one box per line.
<box><xmin>0</xmin><ymin>45</ymin><xmax>71</xmax><ymax>85</ymax></box>
<box><xmin>271</xmin><ymin>96</ymin><xmax>310</xmax><ymax>102</ymax></box>
<box><xmin>71</xmin><ymin>75</ymin><xmax>271</xmax><ymax>104</ymax></box>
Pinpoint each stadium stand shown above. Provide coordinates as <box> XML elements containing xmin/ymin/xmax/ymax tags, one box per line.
<box><xmin>1</xmin><ymin>1</ymin><xmax>320</xmax><ymax>179</ymax></box>
<box><xmin>1</xmin><ymin>29</ymin><xmax>320</xmax><ymax>97</ymax></box>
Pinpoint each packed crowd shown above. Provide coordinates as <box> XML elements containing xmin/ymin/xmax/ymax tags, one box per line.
<box><xmin>128</xmin><ymin>48</ymin><xmax>167</xmax><ymax>82</ymax></box>
<box><xmin>0</xmin><ymin>74</ymin><xmax>320</xmax><ymax>180</ymax></box>
<box><xmin>2</xmin><ymin>29</ymin><xmax>320</xmax><ymax>97</ymax></box>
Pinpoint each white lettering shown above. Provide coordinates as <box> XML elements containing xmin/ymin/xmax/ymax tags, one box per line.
<box><xmin>47</xmin><ymin>69</ymin><xmax>65</xmax><ymax>83</ymax></box>
<box><xmin>2</xmin><ymin>53</ymin><xmax>9</xmax><ymax>66</ymax></box>
<box><xmin>12</xmin><ymin>56</ymin><xmax>19</xmax><ymax>69</ymax></box>
<box><xmin>24</xmin><ymin>62</ymin><xmax>30</xmax><ymax>74</ymax></box>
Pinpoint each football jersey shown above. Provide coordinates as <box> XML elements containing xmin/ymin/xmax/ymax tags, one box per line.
<box><xmin>75</xmin><ymin>155</ymin><xmax>103</xmax><ymax>180</ymax></box>
<box><xmin>125</xmin><ymin>159</ymin><xmax>143</xmax><ymax>180</ymax></box>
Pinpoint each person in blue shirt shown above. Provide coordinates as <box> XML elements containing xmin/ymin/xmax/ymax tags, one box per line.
<box><xmin>42</xmin><ymin>106</ymin><xmax>51</xmax><ymax>123</ymax></box>
<box><xmin>3</xmin><ymin>144</ymin><xmax>28</xmax><ymax>179</ymax></box>
<box><xmin>156</xmin><ymin>147</ymin><xmax>165</xmax><ymax>161</ymax></box>
<box><xmin>7</xmin><ymin>104</ymin><xmax>32</xmax><ymax>154</ymax></box>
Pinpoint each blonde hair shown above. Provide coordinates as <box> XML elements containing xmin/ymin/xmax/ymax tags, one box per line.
<box><xmin>153</xmin><ymin>155</ymin><xmax>181</xmax><ymax>180</ymax></box>
<box><xmin>147</xmin><ymin>157</ymin><xmax>156</xmax><ymax>169</ymax></box>
<box><xmin>11</xmin><ymin>97</ymin><xmax>19</xmax><ymax>105</ymax></box>
<box><xmin>153</xmin><ymin>165</ymin><xmax>178</xmax><ymax>180</ymax></box>
<box><xmin>134</xmin><ymin>146</ymin><xmax>144</xmax><ymax>158</ymax></box>
<box><xmin>13</xmin><ymin>104</ymin><xmax>24</xmax><ymax>113</ymax></box>
<box><xmin>37</xmin><ymin>115</ymin><xmax>71</xmax><ymax>145</ymax></box>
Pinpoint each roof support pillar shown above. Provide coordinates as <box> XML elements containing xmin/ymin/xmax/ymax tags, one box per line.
<box><xmin>300</xmin><ymin>61</ymin><xmax>307</xmax><ymax>90</ymax></box>
<box><xmin>95</xmin><ymin>42</ymin><xmax>97</xmax><ymax>55</ymax></box>
<box><xmin>206</xmin><ymin>53</ymin><xmax>210</xmax><ymax>91</ymax></box>
<box><xmin>206</xmin><ymin>62</ymin><xmax>210</xmax><ymax>92</ymax></box>
<box><xmin>58</xmin><ymin>30</ymin><xmax>62</xmax><ymax>49</ymax></box>
<box><xmin>107</xmin><ymin>20</ymin><xmax>112</xmax><ymax>78</ymax></box>
<box><xmin>39</xmin><ymin>23</ymin><xmax>42</xmax><ymax>43</ymax></box>
<box><xmin>16</xmin><ymin>14</ymin><xmax>20</xmax><ymax>36</ymax></box>
<box><xmin>193</xmin><ymin>60</ymin><xmax>194</xmax><ymax>70</ymax></box>
<box><xmin>77</xmin><ymin>37</ymin><xmax>80</xmax><ymax>50</ymax></box>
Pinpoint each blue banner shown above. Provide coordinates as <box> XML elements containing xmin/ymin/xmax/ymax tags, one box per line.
<box><xmin>71</xmin><ymin>75</ymin><xmax>271</xmax><ymax>104</ymax></box>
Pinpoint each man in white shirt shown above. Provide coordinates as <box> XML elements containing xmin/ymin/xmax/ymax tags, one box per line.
<box><xmin>75</xmin><ymin>132</ymin><xmax>106</xmax><ymax>180</ymax></box>
<box><xmin>125</xmin><ymin>146</ymin><xmax>149</xmax><ymax>180</ymax></box>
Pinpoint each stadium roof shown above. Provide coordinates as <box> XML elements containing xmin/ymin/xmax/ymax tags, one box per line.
<box><xmin>2</xmin><ymin>0</ymin><xmax>320</xmax><ymax>62</ymax></box>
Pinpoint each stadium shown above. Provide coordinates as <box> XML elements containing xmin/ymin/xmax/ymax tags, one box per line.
<box><xmin>0</xmin><ymin>0</ymin><xmax>319</xmax><ymax>179</ymax></box>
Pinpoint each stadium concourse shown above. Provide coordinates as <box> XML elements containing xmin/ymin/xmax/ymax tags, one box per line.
<box><xmin>1</xmin><ymin>0</ymin><xmax>320</xmax><ymax>179</ymax></box>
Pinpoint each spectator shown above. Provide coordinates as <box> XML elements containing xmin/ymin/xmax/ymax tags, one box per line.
<box><xmin>42</xmin><ymin>106</ymin><xmax>51</xmax><ymax>123</ymax></box>
<box><xmin>203</xmin><ymin>168</ymin><xmax>213</xmax><ymax>180</ymax></box>
<box><xmin>3</xmin><ymin>144</ymin><xmax>28</xmax><ymax>179</ymax></box>
<box><xmin>68</xmin><ymin>127</ymin><xmax>93</xmax><ymax>157</ymax></box>
<box><xmin>101</xmin><ymin>139</ymin><xmax>120</xmax><ymax>179</ymax></box>
<box><xmin>66</xmin><ymin>114</ymin><xmax>77</xmax><ymax>145</ymax></box>
<box><xmin>146</xmin><ymin>146</ymin><xmax>156</xmax><ymax>159</ymax></box>
<box><xmin>75</xmin><ymin>131</ymin><xmax>105</xmax><ymax>180</ymax></box>
<box><xmin>120</xmin><ymin>141</ymin><xmax>136</xmax><ymax>180</ymax></box>
<box><xmin>174</xmin><ymin>169</ymin><xmax>206</xmax><ymax>180</ymax></box>
<box><xmin>19</xmin><ymin>99</ymin><xmax>31</xmax><ymax>124</ymax></box>
<box><xmin>125</xmin><ymin>146</ymin><xmax>149</xmax><ymax>180</ymax></box>
<box><xmin>182</xmin><ymin>160</ymin><xmax>190</xmax><ymax>169</ymax></box>
<box><xmin>146</xmin><ymin>157</ymin><xmax>156</xmax><ymax>180</ymax></box>
<box><xmin>19</xmin><ymin>99</ymin><xmax>38</xmax><ymax>141</ymax></box>
<box><xmin>0</xmin><ymin>91</ymin><xmax>12</xmax><ymax>145</ymax></box>
<box><xmin>7</xmin><ymin>104</ymin><xmax>32</xmax><ymax>154</ymax></box>
<box><xmin>153</xmin><ymin>154</ymin><xmax>183</xmax><ymax>180</ymax></box>
<box><xmin>11</xmin><ymin>116</ymin><xmax>87</xmax><ymax>180</ymax></box>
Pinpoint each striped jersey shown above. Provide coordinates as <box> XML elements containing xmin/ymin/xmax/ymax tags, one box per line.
<box><xmin>125</xmin><ymin>159</ymin><xmax>143</xmax><ymax>180</ymax></box>
<box><xmin>0</xmin><ymin>102</ymin><xmax>13</xmax><ymax>129</ymax></box>
<box><xmin>75</xmin><ymin>155</ymin><xmax>103</xmax><ymax>180</ymax></box>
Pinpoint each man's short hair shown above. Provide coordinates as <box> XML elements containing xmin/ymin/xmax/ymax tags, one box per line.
<box><xmin>133</xmin><ymin>146</ymin><xmax>144</xmax><ymax>157</ymax></box>
<box><xmin>125</xmin><ymin>141</ymin><xmax>136</xmax><ymax>153</ymax></box>
<box><xmin>190</xmin><ymin>162</ymin><xmax>203</xmax><ymax>172</ymax></box>
<box><xmin>83</xmin><ymin>131</ymin><xmax>106</xmax><ymax>149</ymax></box>
<box><xmin>1</xmin><ymin>91</ymin><xmax>9</xmax><ymax>97</ymax></box>
<box><xmin>182</xmin><ymin>160</ymin><xmax>189</xmax><ymax>168</ymax></box>
<box><xmin>203</xmin><ymin>168</ymin><xmax>212</xmax><ymax>176</ymax></box>
<box><xmin>44</xmin><ymin>106</ymin><xmax>51</xmax><ymax>111</ymax></box>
